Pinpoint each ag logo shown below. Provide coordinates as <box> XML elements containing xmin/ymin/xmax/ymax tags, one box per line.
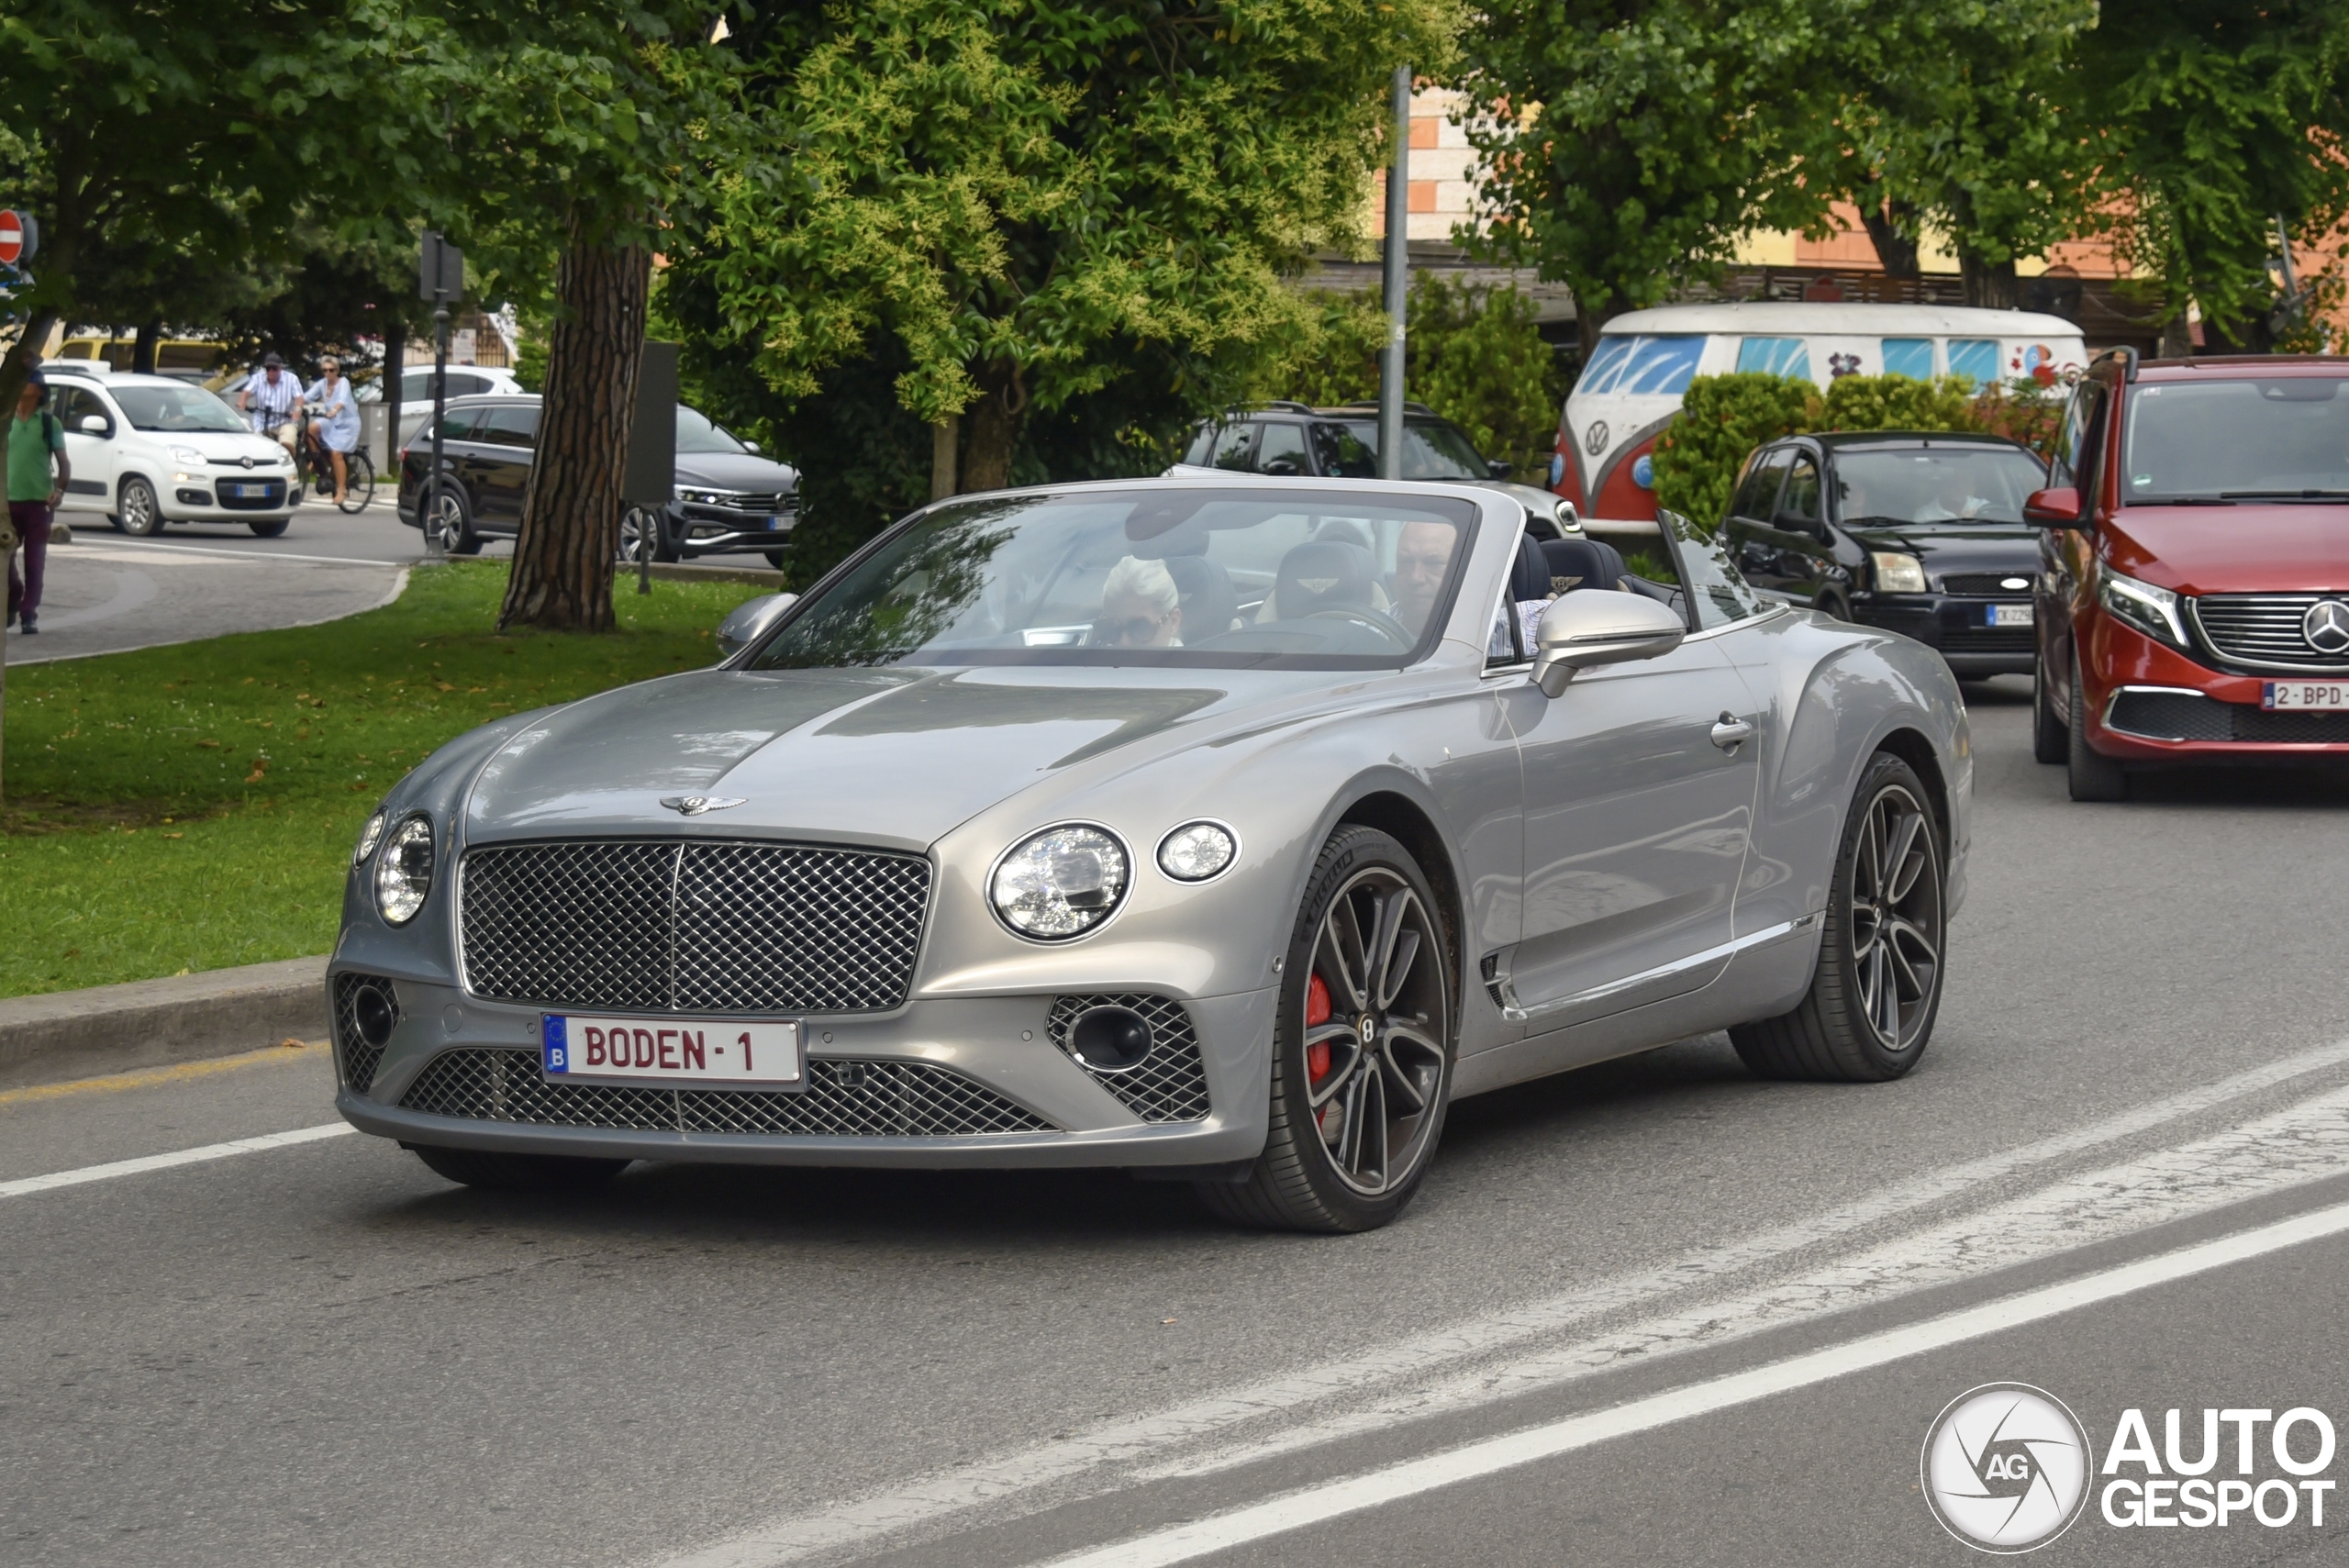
<box><xmin>1921</xmin><ymin>1383</ymin><xmax>2092</xmax><ymax>1553</ymax></box>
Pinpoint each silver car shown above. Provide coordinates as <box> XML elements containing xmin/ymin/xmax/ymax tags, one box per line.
<box><xmin>332</xmin><ymin>478</ymin><xmax>1970</xmax><ymax>1232</ymax></box>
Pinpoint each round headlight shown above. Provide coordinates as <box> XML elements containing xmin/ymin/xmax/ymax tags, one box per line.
<box><xmin>353</xmin><ymin>810</ymin><xmax>388</xmax><ymax>866</ymax></box>
<box><xmin>1156</xmin><ymin>820</ymin><xmax>1237</xmax><ymax>882</ymax></box>
<box><xmin>373</xmin><ymin>815</ymin><xmax>436</xmax><ymax>925</ymax></box>
<box><xmin>989</xmin><ymin>824</ymin><xmax>1129</xmax><ymax>940</ymax></box>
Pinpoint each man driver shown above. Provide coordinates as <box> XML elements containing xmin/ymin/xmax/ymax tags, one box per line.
<box><xmin>239</xmin><ymin>352</ymin><xmax>304</xmax><ymax>451</ymax></box>
<box><xmin>1389</xmin><ymin>520</ymin><xmax>1456</xmax><ymax>637</ymax></box>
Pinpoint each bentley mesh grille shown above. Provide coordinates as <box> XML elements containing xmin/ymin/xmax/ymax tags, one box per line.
<box><xmin>459</xmin><ymin>840</ymin><xmax>930</xmax><ymax>1014</ymax></box>
<box><xmin>333</xmin><ymin>973</ymin><xmax>395</xmax><ymax>1095</ymax></box>
<box><xmin>397</xmin><ymin>1048</ymin><xmax>1053</xmax><ymax>1137</ymax></box>
<box><xmin>1046</xmin><ymin>995</ymin><xmax>1212</xmax><ymax>1124</ymax></box>
<box><xmin>2192</xmin><ymin>595</ymin><xmax>2349</xmax><ymax>672</ymax></box>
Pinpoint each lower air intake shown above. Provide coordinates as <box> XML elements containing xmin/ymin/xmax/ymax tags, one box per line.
<box><xmin>1046</xmin><ymin>995</ymin><xmax>1212</xmax><ymax>1123</ymax></box>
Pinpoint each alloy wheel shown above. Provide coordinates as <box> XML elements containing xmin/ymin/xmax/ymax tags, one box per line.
<box><xmin>428</xmin><ymin>496</ymin><xmax>465</xmax><ymax>551</ymax></box>
<box><xmin>1300</xmin><ymin>867</ymin><xmax>1450</xmax><ymax>1195</ymax></box>
<box><xmin>1847</xmin><ymin>782</ymin><xmax>1941</xmax><ymax>1051</ymax></box>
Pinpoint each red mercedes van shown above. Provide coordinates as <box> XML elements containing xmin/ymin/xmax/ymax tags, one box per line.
<box><xmin>2029</xmin><ymin>351</ymin><xmax>2349</xmax><ymax>799</ymax></box>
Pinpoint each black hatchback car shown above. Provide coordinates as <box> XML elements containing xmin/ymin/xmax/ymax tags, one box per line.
<box><xmin>1721</xmin><ymin>431</ymin><xmax>2049</xmax><ymax>677</ymax></box>
<box><xmin>395</xmin><ymin>395</ymin><xmax>801</xmax><ymax>564</ymax></box>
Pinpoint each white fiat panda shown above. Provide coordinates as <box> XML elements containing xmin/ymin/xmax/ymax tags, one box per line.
<box><xmin>42</xmin><ymin>366</ymin><xmax>300</xmax><ymax>537</ymax></box>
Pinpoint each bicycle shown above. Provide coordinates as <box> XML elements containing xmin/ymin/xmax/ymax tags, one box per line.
<box><xmin>297</xmin><ymin>433</ymin><xmax>375</xmax><ymax>513</ymax></box>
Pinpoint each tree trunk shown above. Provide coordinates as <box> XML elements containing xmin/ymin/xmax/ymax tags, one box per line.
<box><xmin>1957</xmin><ymin>249</ymin><xmax>2020</xmax><ymax>310</ymax></box>
<box><xmin>1859</xmin><ymin>198</ymin><xmax>1921</xmax><ymax>281</ymax></box>
<box><xmin>131</xmin><ymin>319</ymin><xmax>162</xmax><ymax>375</ymax></box>
<box><xmin>2199</xmin><ymin>310</ymin><xmax>2274</xmax><ymax>355</ymax></box>
<box><xmin>498</xmin><ymin>212</ymin><xmax>651</xmax><ymax>632</ymax></box>
<box><xmin>956</xmin><ymin>361</ymin><xmax>1026</xmax><ymax>494</ymax></box>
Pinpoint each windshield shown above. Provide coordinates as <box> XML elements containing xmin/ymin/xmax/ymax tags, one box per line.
<box><xmin>109</xmin><ymin>384</ymin><xmax>247</xmax><ymax>434</ymax></box>
<box><xmin>1575</xmin><ymin>335</ymin><xmax>1707</xmax><ymax>397</ymax></box>
<box><xmin>1833</xmin><ymin>447</ymin><xmax>2048</xmax><ymax>526</ymax></box>
<box><xmin>676</xmin><ymin>405</ymin><xmax>746</xmax><ymax>454</ymax></box>
<box><xmin>2122</xmin><ymin>378</ymin><xmax>2349</xmax><ymax>501</ymax></box>
<box><xmin>1310</xmin><ymin>420</ymin><xmax>1489</xmax><ymax>480</ymax></box>
<box><xmin>750</xmin><ymin>488</ymin><xmax>1480</xmax><ymax>670</ymax></box>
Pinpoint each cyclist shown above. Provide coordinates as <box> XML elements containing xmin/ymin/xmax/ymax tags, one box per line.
<box><xmin>239</xmin><ymin>352</ymin><xmax>304</xmax><ymax>453</ymax></box>
<box><xmin>304</xmin><ymin>356</ymin><xmax>362</xmax><ymax>506</ymax></box>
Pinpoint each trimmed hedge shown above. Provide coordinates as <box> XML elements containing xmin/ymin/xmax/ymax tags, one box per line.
<box><xmin>1651</xmin><ymin>373</ymin><xmax>2065</xmax><ymax>530</ymax></box>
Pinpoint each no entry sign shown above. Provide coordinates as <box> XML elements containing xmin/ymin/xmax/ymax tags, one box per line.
<box><xmin>0</xmin><ymin>212</ymin><xmax>23</xmax><ymax>268</ymax></box>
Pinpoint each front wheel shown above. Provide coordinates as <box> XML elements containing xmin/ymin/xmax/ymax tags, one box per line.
<box><xmin>1731</xmin><ymin>751</ymin><xmax>1945</xmax><ymax>1082</ymax></box>
<box><xmin>618</xmin><ymin>506</ymin><xmax>675</xmax><ymax>564</ymax></box>
<box><xmin>424</xmin><ymin>488</ymin><xmax>482</xmax><ymax>555</ymax></box>
<box><xmin>2032</xmin><ymin>653</ymin><xmax>2066</xmax><ymax>764</ymax></box>
<box><xmin>2066</xmin><ymin>650</ymin><xmax>2128</xmax><ymax>801</ymax></box>
<box><xmin>117</xmin><ymin>476</ymin><xmax>163</xmax><ymax>537</ymax></box>
<box><xmin>407</xmin><ymin>1143</ymin><xmax>629</xmax><ymax>1190</ymax></box>
<box><xmin>247</xmin><ymin>517</ymin><xmax>291</xmax><ymax>538</ymax></box>
<box><xmin>1197</xmin><ymin>825</ymin><xmax>1455</xmax><ymax>1233</ymax></box>
<box><xmin>763</xmin><ymin>548</ymin><xmax>791</xmax><ymax>571</ymax></box>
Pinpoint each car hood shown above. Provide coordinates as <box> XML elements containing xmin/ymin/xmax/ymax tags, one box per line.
<box><xmin>674</xmin><ymin>450</ymin><xmax>799</xmax><ymax>492</ymax></box>
<box><xmin>142</xmin><ymin>428</ymin><xmax>289</xmax><ymax>465</ymax></box>
<box><xmin>462</xmin><ymin>664</ymin><xmax>1327</xmax><ymax>851</ymax></box>
<box><xmin>1842</xmin><ymin>519</ymin><xmax>2040</xmax><ymax>578</ymax></box>
<box><xmin>2099</xmin><ymin>505</ymin><xmax>2349</xmax><ymax>595</ymax></box>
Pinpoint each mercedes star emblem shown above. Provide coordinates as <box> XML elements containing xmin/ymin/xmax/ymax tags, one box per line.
<box><xmin>1583</xmin><ymin>421</ymin><xmax>1610</xmax><ymax>457</ymax></box>
<box><xmin>2303</xmin><ymin>599</ymin><xmax>2349</xmax><ymax>655</ymax></box>
<box><xmin>659</xmin><ymin>795</ymin><xmax>747</xmax><ymax>816</ymax></box>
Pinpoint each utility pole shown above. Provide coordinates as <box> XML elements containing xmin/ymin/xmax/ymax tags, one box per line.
<box><xmin>1376</xmin><ymin>65</ymin><xmax>1411</xmax><ymax>483</ymax></box>
<box><xmin>419</xmin><ymin>231</ymin><xmax>462</xmax><ymax>562</ymax></box>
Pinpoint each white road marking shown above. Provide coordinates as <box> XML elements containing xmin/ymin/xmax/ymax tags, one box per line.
<box><xmin>75</xmin><ymin>538</ymin><xmax>408</xmax><ymax>568</ymax></box>
<box><xmin>648</xmin><ymin>1039</ymin><xmax>2349</xmax><ymax>1568</ymax></box>
<box><xmin>0</xmin><ymin>1123</ymin><xmax>354</xmax><ymax>1199</ymax></box>
<box><xmin>1040</xmin><ymin>1198</ymin><xmax>2349</xmax><ymax>1568</ymax></box>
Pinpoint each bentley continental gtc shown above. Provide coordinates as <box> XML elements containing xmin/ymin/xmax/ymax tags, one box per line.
<box><xmin>332</xmin><ymin>478</ymin><xmax>1971</xmax><ymax>1231</ymax></box>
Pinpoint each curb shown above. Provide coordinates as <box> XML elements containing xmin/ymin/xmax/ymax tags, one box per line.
<box><xmin>636</xmin><ymin>559</ymin><xmax>788</xmax><ymax>588</ymax></box>
<box><xmin>0</xmin><ymin>956</ymin><xmax>328</xmax><ymax>1092</ymax></box>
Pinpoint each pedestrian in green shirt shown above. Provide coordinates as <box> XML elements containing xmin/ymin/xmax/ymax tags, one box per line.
<box><xmin>7</xmin><ymin>368</ymin><xmax>70</xmax><ymax>634</ymax></box>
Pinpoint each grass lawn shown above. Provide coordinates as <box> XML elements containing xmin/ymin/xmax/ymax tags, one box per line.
<box><xmin>0</xmin><ymin>562</ymin><xmax>771</xmax><ymax>999</ymax></box>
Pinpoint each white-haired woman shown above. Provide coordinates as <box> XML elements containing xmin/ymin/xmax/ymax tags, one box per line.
<box><xmin>1095</xmin><ymin>556</ymin><xmax>1183</xmax><ymax>648</ymax></box>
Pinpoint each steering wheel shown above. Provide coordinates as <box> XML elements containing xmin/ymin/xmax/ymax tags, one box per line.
<box><xmin>1305</xmin><ymin>604</ymin><xmax>1415</xmax><ymax>648</ymax></box>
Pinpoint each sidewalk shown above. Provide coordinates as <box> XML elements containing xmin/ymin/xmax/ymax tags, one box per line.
<box><xmin>0</xmin><ymin>955</ymin><xmax>328</xmax><ymax>1091</ymax></box>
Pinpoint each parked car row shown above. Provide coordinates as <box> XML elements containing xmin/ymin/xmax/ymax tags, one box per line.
<box><xmin>393</xmin><ymin>394</ymin><xmax>801</xmax><ymax>565</ymax></box>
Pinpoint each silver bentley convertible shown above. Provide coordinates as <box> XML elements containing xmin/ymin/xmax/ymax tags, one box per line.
<box><xmin>332</xmin><ymin>477</ymin><xmax>1970</xmax><ymax>1232</ymax></box>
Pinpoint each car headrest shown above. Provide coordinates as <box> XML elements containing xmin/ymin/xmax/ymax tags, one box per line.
<box><xmin>1542</xmin><ymin>537</ymin><xmax>1630</xmax><ymax>594</ymax></box>
<box><xmin>1510</xmin><ymin>532</ymin><xmax>1552</xmax><ymax>602</ymax></box>
<box><xmin>1163</xmin><ymin>552</ymin><xmax>1241</xmax><ymax>639</ymax></box>
<box><xmin>1275</xmin><ymin>540</ymin><xmax>1376</xmax><ymax>619</ymax></box>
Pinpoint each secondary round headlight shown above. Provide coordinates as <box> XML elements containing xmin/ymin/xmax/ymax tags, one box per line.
<box><xmin>1156</xmin><ymin>820</ymin><xmax>1237</xmax><ymax>882</ymax></box>
<box><xmin>353</xmin><ymin>810</ymin><xmax>388</xmax><ymax>866</ymax></box>
<box><xmin>373</xmin><ymin>815</ymin><xmax>436</xmax><ymax>925</ymax></box>
<box><xmin>989</xmin><ymin>825</ymin><xmax>1128</xmax><ymax>940</ymax></box>
<box><xmin>1870</xmin><ymin>550</ymin><xmax>1929</xmax><ymax>595</ymax></box>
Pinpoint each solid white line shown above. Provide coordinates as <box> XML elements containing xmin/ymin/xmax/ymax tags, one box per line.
<box><xmin>1042</xmin><ymin>1198</ymin><xmax>2349</xmax><ymax>1568</ymax></box>
<box><xmin>642</xmin><ymin>1038</ymin><xmax>2349</xmax><ymax>1568</ymax></box>
<box><xmin>75</xmin><ymin>538</ymin><xmax>409</xmax><ymax>568</ymax></box>
<box><xmin>0</xmin><ymin>1123</ymin><xmax>355</xmax><ymax>1199</ymax></box>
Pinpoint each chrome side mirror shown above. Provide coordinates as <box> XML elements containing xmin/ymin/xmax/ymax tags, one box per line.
<box><xmin>1553</xmin><ymin>499</ymin><xmax>1581</xmax><ymax>532</ymax></box>
<box><xmin>1531</xmin><ymin>592</ymin><xmax>1687</xmax><ymax>698</ymax></box>
<box><xmin>716</xmin><ymin>592</ymin><xmax>796</xmax><ymax>662</ymax></box>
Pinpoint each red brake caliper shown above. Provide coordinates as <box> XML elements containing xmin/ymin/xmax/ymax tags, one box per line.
<box><xmin>1304</xmin><ymin>973</ymin><xmax>1333</xmax><ymax>1106</ymax></box>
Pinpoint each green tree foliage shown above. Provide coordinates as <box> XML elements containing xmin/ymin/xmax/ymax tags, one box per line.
<box><xmin>1456</xmin><ymin>1</ymin><xmax>1854</xmax><ymax>352</ymax></box>
<box><xmin>688</xmin><ymin>0</ymin><xmax>1457</xmax><ymax>496</ymax></box>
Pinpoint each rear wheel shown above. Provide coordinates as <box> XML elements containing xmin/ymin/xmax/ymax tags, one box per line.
<box><xmin>2065</xmin><ymin>650</ymin><xmax>2128</xmax><ymax>801</ymax></box>
<box><xmin>1731</xmin><ymin>751</ymin><xmax>1945</xmax><ymax>1083</ymax></box>
<box><xmin>117</xmin><ymin>477</ymin><xmax>162</xmax><ymax>537</ymax></box>
<box><xmin>406</xmin><ymin>1143</ymin><xmax>629</xmax><ymax>1190</ymax></box>
<box><xmin>2032</xmin><ymin>651</ymin><xmax>2066</xmax><ymax>763</ymax></box>
<box><xmin>1197</xmin><ymin>826</ymin><xmax>1455</xmax><ymax>1233</ymax></box>
<box><xmin>337</xmin><ymin>450</ymin><xmax>376</xmax><ymax>513</ymax></box>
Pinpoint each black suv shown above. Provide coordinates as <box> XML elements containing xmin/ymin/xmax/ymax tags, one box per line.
<box><xmin>395</xmin><ymin>395</ymin><xmax>801</xmax><ymax>564</ymax></box>
<box><xmin>1722</xmin><ymin>431</ymin><xmax>2049</xmax><ymax>677</ymax></box>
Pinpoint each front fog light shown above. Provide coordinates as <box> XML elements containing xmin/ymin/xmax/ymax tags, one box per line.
<box><xmin>1156</xmin><ymin>820</ymin><xmax>1237</xmax><ymax>882</ymax></box>
<box><xmin>1870</xmin><ymin>550</ymin><xmax>1928</xmax><ymax>594</ymax></box>
<box><xmin>373</xmin><ymin>815</ymin><xmax>436</xmax><ymax>924</ymax></box>
<box><xmin>353</xmin><ymin>810</ymin><xmax>387</xmax><ymax>865</ymax></box>
<box><xmin>989</xmin><ymin>825</ymin><xmax>1128</xmax><ymax>940</ymax></box>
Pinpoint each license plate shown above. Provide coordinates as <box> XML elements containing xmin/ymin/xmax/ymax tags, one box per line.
<box><xmin>1985</xmin><ymin>603</ymin><xmax>2033</xmax><ymax>628</ymax></box>
<box><xmin>2263</xmin><ymin>681</ymin><xmax>2349</xmax><ymax>711</ymax></box>
<box><xmin>766</xmin><ymin>514</ymin><xmax>789</xmax><ymax>530</ymax></box>
<box><xmin>540</xmin><ymin>1015</ymin><xmax>803</xmax><ymax>1086</ymax></box>
<box><xmin>225</xmin><ymin>484</ymin><xmax>258</xmax><ymax>498</ymax></box>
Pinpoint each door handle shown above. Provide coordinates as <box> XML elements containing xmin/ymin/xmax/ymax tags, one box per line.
<box><xmin>1710</xmin><ymin>714</ymin><xmax>1754</xmax><ymax>751</ymax></box>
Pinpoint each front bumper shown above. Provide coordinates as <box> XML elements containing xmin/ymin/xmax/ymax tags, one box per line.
<box><xmin>664</xmin><ymin>499</ymin><xmax>797</xmax><ymax>558</ymax></box>
<box><xmin>329</xmin><ymin>971</ymin><xmax>1275</xmax><ymax>1170</ymax></box>
<box><xmin>2082</xmin><ymin>616</ymin><xmax>2349</xmax><ymax>762</ymax></box>
<box><xmin>1855</xmin><ymin>595</ymin><xmax>2035</xmax><ymax>676</ymax></box>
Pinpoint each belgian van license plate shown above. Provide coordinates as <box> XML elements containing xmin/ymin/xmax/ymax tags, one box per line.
<box><xmin>1985</xmin><ymin>603</ymin><xmax>2033</xmax><ymax>628</ymax></box>
<box><xmin>2263</xmin><ymin>682</ymin><xmax>2349</xmax><ymax>711</ymax></box>
<box><xmin>540</xmin><ymin>1015</ymin><xmax>803</xmax><ymax>1086</ymax></box>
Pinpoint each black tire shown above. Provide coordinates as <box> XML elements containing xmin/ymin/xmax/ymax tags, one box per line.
<box><xmin>425</xmin><ymin>487</ymin><xmax>482</xmax><ymax>555</ymax></box>
<box><xmin>117</xmin><ymin>476</ymin><xmax>163</xmax><ymax>537</ymax></box>
<box><xmin>407</xmin><ymin>1143</ymin><xmax>629</xmax><ymax>1191</ymax></box>
<box><xmin>763</xmin><ymin>548</ymin><xmax>791</xmax><ymax>571</ymax></box>
<box><xmin>2065</xmin><ymin>649</ymin><xmax>2128</xmax><ymax>801</ymax></box>
<box><xmin>1196</xmin><ymin>825</ymin><xmax>1455</xmax><ymax>1233</ymax></box>
<box><xmin>248</xmin><ymin>517</ymin><xmax>291</xmax><ymax>538</ymax></box>
<box><xmin>337</xmin><ymin>450</ymin><xmax>376</xmax><ymax>513</ymax></box>
<box><xmin>1814</xmin><ymin>592</ymin><xmax>1848</xmax><ymax>621</ymax></box>
<box><xmin>1731</xmin><ymin>751</ymin><xmax>1946</xmax><ymax>1083</ymax></box>
<box><xmin>2032</xmin><ymin>651</ymin><xmax>2066</xmax><ymax>764</ymax></box>
<box><xmin>618</xmin><ymin>506</ymin><xmax>677</xmax><ymax>564</ymax></box>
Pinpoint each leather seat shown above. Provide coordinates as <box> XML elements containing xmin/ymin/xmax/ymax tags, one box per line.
<box><xmin>1270</xmin><ymin>539</ymin><xmax>1377</xmax><ymax>620</ymax></box>
<box><xmin>1162</xmin><ymin>552</ymin><xmax>1241</xmax><ymax>639</ymax></box>
<box><xmin>1541</xmin><ymin>536</ymin><xmax>1631</xmax><ymax>594</ymax></box>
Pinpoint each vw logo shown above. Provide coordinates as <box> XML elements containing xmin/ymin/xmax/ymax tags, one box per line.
<box><xmin>1583</xmin><ymin>421</ymin><xmax>1609</xmax><ymax>457</ymax></box>
<box><xmin>2302</xmin><ymin>599</ymin><xmax>2349</xmax><ymax>655</ymax></box>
